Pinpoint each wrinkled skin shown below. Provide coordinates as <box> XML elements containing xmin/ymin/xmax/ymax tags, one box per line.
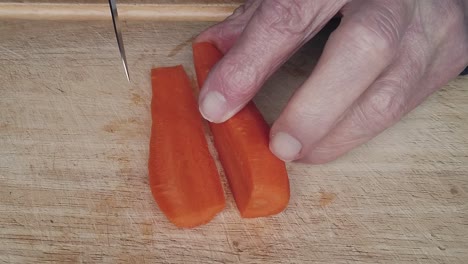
<box><xmin>196</xmin><ymin>0</ymin><xmax>468</xmax><ymax>164</ymax></box>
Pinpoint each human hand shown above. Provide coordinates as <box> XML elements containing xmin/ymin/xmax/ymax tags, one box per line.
<box><xmin>195</xmin><ymin>0</ymin><xmax>468</xmax><ymax>163</ymax></box>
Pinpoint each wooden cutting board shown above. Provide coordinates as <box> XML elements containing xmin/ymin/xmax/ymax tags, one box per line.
<box><xmin>0</xmin><ymin>7</ymin><xmax>467</xmax><ymax>264</ymax></box>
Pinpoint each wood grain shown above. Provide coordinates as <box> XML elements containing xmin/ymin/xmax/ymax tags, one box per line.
<box><xmin>0</xmin><ymin>18</ymin><xmax>467</xmax><ymax>263</ymax></box>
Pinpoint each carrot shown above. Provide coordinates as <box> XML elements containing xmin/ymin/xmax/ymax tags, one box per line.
<box><xmin>149</xmin><ymin>65</ymin><xmax>225</xmax><ymax>228</ymax></box>
<box><xmin>192</xmin><ymin>42</ymin><xmax>290</xmax><ymax>218</ymax></box>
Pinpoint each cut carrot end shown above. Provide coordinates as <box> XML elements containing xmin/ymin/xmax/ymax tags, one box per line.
<box><xmin>149</xmin><ymin>65</ymin><xmax>225</xmax><ymax>228</ymax></box>
<box><xmin>192</xmin><ymin>42</ymin><xmax>290</xmax><ymax>218</ymax></box>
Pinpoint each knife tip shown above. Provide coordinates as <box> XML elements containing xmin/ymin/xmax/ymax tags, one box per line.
<box><xmin>123</xmin><ymin>63</ymin><xmax>130</xmax><ymax>82</ymax></box>
<box><xmin>125</xmin><ymin>72</ymin><xmax>130</xmax><ymax>82</ymax></box>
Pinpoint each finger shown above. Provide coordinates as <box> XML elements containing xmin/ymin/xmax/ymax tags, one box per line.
<box><xmin>269</xmin><ymin>0</ymin><xmax>413</xmax><ymax>162</ymax></box>
<box><xmin>195</xmin><ymin>0</ymin><xmax>262</xmax><ymax>53</ymax></box>
<box><xmin>302</xmin><ymin>38</ymin><xmax>429</xmax><ymax>164</ymax></box>
<box><xmin>303</xmin><ymin>1</ymin><xmax>468</xmax><ymax>164</ymax></box>
<box><xmin>199</xmin><ymin>0</ymin><xmax>346</xmax><ymax>123</ymax></box>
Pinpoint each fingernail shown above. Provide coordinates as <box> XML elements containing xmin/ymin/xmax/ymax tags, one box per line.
<box><xmin>199</xmin><ymin>91</ymin><xmax>228</xmax><ymax>122</ymax></box>
<box><xmin>270</xmin><ymin>132</ymin><xmax>302</xmax><ymax>162</ymax></box>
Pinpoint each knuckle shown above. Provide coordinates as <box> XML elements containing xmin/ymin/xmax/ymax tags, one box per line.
<box><xmin>349</xmin><ymin>24</ymin><xmax>396</xmax><ymax>60</ymax></box>
<box><xmin>256</xmin><ymin>0</ymin><xmax>310</xmax><ymax>36</ymax></box>
<box><xmin>225</xmin><ymin>5</ymin><xmax>245</xmax><ymax>21</ymax></box>
<box><xmin>344</xmin><ymin>11</ymin><xmax>402</xmax><ymax>60</ymax></box>
<box><xmin>359</xmin><ymin>81</ymin><xmax>407</xmax><ymax>132</ymax></box>
<box><xmin>228</xmin><ymin>4</ymin><xmax>246</xmax><ymax>19</ymax></box>
<box><xmin>217</xmin><ymin>58</ymin><xmax>259</xmax><ymax>101</ymax></box>
<box><xmin>227</xmin><ymin>0</ymin><xmax>260</xmax><ymax>20</ymax></box>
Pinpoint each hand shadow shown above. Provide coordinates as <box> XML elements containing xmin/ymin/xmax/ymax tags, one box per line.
<box><xmin>254</xmin><ymin>17</ymin><xmax>341</xmax><ymax>125</ymax></box>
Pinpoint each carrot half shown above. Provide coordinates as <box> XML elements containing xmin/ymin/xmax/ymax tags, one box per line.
<box><xmin>192</xmin><ymin>42</ymin><xmax>290</xmax><ymax>218</ymax></box>
<box><xmin>149</xmin><ymin>65</ymin><xmax>225</xmax><ymax>228</ymax></box>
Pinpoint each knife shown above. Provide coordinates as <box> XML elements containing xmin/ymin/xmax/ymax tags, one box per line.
<box><xmin>108</xmin><ymin>0</ymin><xmax>130</xmax><ymax>81</ymax></box>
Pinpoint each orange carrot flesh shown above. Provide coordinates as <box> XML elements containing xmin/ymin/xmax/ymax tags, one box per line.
<box><xmin>149</xmin><ymin>65</ymin><xmax>225</xmax><ymax>227</ymax></box>
<box><xmin>192</xmin><ymin>42</ymin><xmax>290</xmax><ymax>218</ymax></box>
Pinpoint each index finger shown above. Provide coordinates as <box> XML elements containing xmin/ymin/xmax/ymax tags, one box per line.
<box><xmin>198</xmin><ymin>0</ymin><xmax>347</xmax><ymax>123</ymax></box>
<box><xmin>269</xmin><ymin>0</ymin><xmax>413</xmax><ymax>161</ymax></box>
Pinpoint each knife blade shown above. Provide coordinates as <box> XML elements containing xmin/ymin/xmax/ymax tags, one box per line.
<box><xmin>108</xmin><ymin>0</ymin><xmax>130</xmax><ymax>81</ymax></box>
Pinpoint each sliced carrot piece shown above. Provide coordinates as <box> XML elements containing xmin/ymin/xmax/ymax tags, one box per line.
<box><xmin>149</xmin><ymin>65</ymin><xmax>225</xmax><ymax>227</ymax></box>
<box><xmin>192</xmin><ymin>42</ymin><xmax>290</xmax><ymax>218</ymax></box>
